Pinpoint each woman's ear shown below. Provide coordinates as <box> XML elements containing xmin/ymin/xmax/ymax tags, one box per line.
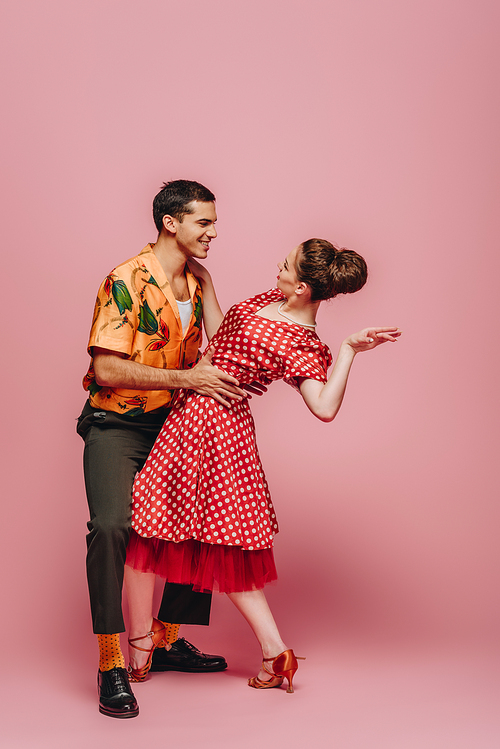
<box><xmin>295</xmin><ymin>282</ymin><xmax>310</xmax><ymax>298</ymax></box>
<box><xmin>162</xmin><ymin>214</ymin><xmax>178</xmax><ymax>234</ymax></box>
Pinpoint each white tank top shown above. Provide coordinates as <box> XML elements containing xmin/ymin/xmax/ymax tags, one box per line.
<box><xmin>176</xmin><ymin>298</ymin><xmax>193</xmax><ymax>334</ymax></box>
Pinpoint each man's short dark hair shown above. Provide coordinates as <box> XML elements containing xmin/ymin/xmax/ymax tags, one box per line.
<box><xmin>152</xmin><ymin>180</ymin><xmax>216</xmax><ymax>232</ymax></box>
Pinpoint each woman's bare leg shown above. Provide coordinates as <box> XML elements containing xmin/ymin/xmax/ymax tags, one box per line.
<box><xmin>227</xmin><ymin>589</ymin><xmax>288</xmax><ymax>681</ymax></box>
<box><xmin>123</xmin><ymin>565</ymin><xmax>156</xmax><ymax>672</ymax></box>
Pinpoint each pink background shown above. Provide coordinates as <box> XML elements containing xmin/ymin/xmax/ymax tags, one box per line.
<box><xmin>1</xmin><ymin>0</ymin><xmax>499</xmax><ymax>746</ymax></box>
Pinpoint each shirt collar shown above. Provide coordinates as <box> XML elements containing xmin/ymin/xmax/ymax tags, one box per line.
<box><xmin>138</xmin><ymin>244</ymin><xmax>200</xmax><ymax>312</ymax></box>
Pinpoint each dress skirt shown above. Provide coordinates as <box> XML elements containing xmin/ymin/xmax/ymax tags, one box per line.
<box><xmin>126</xmin><ymin>530</ymin><xmax>277</xmax><ymax>594</ymax></box>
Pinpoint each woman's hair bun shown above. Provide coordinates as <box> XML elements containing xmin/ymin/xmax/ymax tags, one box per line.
<box><xmin>295</xmin><ymin>238</ymin><xmax>368</xmax><ymax>301</ymax></box>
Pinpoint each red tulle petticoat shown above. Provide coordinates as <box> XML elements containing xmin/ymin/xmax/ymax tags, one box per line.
<box><xmin>125</xmin><ymin>530</ymin><xmax>278</xmax><ymax>594</ymax></box>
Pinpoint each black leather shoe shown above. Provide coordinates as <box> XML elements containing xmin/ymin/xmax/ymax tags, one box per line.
<box><xmin>150</xmin><ymin>638</ymin><xmax>227</xmax><ymax>673</ymax></box>
<box><xmin>98</xmin><ymin>667</ymin><xmax>139</xmax><ymax>718</ymax></box>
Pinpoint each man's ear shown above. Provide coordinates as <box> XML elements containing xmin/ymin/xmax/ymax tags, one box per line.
<box><xmin>162</xmin><ymin>214</ymin><xmax>178</xmax><ymax>234</ymax></box>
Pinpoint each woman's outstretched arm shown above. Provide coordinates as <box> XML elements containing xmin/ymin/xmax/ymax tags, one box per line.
<box><xmin>299</xmin><ymin>327</ymin><xmax>401</xmax><ymax>422</ymax></box>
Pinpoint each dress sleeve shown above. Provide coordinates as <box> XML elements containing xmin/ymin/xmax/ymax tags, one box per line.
<box><xmin>281</xmin><ymin>340</ymin><xmax>332</xmax><ymax>392</ymax></box>
<box><xmin>87</xmin><ymin>269</ymin><xmax>138</xmax><ymax>357</ymax></box>
<box><xmin>242</xmin><ymin>288</ymin><xmax>285</xmax><ymax>311</ymax></box>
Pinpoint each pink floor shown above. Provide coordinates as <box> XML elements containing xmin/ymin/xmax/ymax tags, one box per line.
<box><xmin>3</xmin><ymin>607</ymin><xmax>499</xmax><ymax>748</ymax></box>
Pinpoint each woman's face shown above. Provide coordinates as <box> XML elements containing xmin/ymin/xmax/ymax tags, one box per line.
<box><xmin>277</xmin><ymin>246</ymin><xmax>300</xmax><ymax>296</ymax></box>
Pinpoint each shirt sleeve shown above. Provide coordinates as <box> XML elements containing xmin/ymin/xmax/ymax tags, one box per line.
<box><xmin>282</xmin><ymin>341</ymin><xmax>332</xmax><ymax>392</ymax></box>
<box><xmin>87</xmin><ymin>270</ymin><xmax>138</xmax><ymax>357</ymax></box>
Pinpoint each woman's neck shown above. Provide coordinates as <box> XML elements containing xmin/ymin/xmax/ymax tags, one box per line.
<box><xmin>278</xmin><ymin>294</ymin><xmax>320</xmax><ymax>328</ymax></box>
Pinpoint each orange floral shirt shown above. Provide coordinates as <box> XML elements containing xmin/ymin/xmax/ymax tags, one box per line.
<box><xmin>83</xmin><ymin>244</ymin><xmax>203</xmax><ymax>415</ymax></box>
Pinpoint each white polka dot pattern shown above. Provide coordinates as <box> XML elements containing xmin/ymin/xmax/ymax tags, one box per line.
<box><xmin>131</xmin><ymin>289</ymin><xmax>332</xmax><ymax>550</ymax></box>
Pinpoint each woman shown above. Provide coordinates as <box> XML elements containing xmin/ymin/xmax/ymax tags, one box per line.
<box><xmin>124</xmin><ymin>239</ymin><xmax>400</xmax><ymax>692</ymax></box>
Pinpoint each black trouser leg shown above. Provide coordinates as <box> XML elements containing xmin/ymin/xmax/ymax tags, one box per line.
<box><xmin>158</xmin><ymin>583</ymin><xmax>211</xmax><ymax>626</ymax></box>
<box><xmin>77</xmin><ymin>401</ymin><xmax>212</xmax><ymax>633</ymax></box>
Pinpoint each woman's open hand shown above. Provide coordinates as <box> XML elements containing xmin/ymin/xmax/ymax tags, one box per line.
<box><xmin>344</xmin><ymin>327</ymin><xmax>401</xmax><ymax>353</ymax></box>
<box><xmin>186</xmin><ymin>257</ymin><xmax>211</xmax><ymax>284</ymax></box>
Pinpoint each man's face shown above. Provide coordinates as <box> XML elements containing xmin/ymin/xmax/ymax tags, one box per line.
<box><xmin>173</xmin><ymin>201</ymin><xmax>217</xmax><ymax>259</ymax></box>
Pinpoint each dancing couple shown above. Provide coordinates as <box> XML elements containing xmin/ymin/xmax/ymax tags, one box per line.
<box><xmin>78</xmin><ymin>179</ymin><xmax>400</xmax><ymax>718</ymax></box>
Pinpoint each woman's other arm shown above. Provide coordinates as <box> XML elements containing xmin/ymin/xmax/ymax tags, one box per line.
<box><xmin>186</xmin><ymin>259</ymin><xmax>224</xmax><ymax>340</ymax></box>
<box><xmin>186</xmin><ymin>260</ymin><xmax>268</xmax><ymax>399</ymax></box>
<box><xmin>299</xmin><ymin>327</ymin><xmax>401</xmax><ymax>422</ymax></box>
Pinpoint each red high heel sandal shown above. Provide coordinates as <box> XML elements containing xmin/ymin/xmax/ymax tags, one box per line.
<box><xmin>248</xmin><ymin>649</ymin><xmax>305</xmax><ymax>693</ymax></box>
<box><xmin>127</xmin><ymin>618</ymin><xmax>167</xmax><ymax>682</ymax></box>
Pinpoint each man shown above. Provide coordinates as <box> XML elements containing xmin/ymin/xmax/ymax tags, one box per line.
<box><xmin>77</xmin><ymin>180</ymin><xmax>249</xmax><ymax>718</ymax></box>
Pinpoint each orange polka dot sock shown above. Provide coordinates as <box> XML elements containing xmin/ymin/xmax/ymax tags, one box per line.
<box><xmin>97</xmin><ymin>634</ymin><xmax>126</xmax><ymax>671</ymax></box>
<box><xmin>160</xmin><ymin>622</ymin><xmax>180</xmax><ymax>646</ymax></box>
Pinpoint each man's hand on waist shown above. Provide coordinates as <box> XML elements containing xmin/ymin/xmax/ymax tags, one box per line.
<box><xmin>186</xmin><ymin>348</ymin><xmax>247</xmax><ymax>408</ymax></box>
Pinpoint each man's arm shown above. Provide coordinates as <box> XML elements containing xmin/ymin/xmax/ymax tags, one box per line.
<box><xmin>93</xmin><ymin>347</ymin><xmax>247</xmax><ymax>407</ymax></box>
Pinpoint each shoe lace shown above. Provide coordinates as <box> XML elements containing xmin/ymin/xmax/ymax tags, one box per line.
<box><xmin>110</xmin><ymin>668</ymin><xmax>130</xmax><ymax>690</ymax></box>
<box><xmin>178</xmin><ymin>638</ymin><xmax>202</xmax><ymax>655</ymax></box>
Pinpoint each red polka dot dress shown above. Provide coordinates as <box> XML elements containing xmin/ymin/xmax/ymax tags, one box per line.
<box><xmin>126</xmin><ymin>289</ymin><xmax>332</xmax><ymax>593</ymax></box>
